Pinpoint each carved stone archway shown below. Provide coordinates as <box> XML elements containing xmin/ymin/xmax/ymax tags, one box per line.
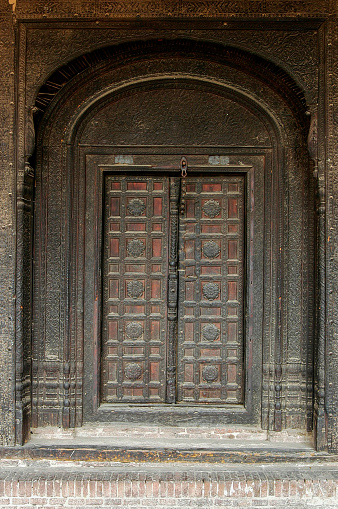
<box><xmin>26</xmin><ymin>40</ymin><xmax>313</xmax><ymax>440</ymax></box>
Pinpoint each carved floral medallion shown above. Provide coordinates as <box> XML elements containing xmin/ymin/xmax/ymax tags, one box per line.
<box><xmin>124</xmin><ymin>363</ymin><xmax>142</xmax><ymax>381</ymax></box>
<box><xmin>203</xmin><ymin>241</ymin><xmax>220</xmax><ymax>259</ymax></box>
<box><xmin>203</xmin><ymin>282</ymin><xmax>220</xmax><ymax>300</ymax></box>
<box><xmin>127</xmin><ymin>280</ymin><xmax>144</xmax><ymax>299</ymax></box>
<box><xmin>127</xmin><ymin>239</ymin><xmax>145</xmax><ymax>257</ymax></box>
<box><xmin>127</xmin><ymin>198</ymin><xmax>146</xmax><ymax>216</ymax></box>
<box><xmin>202</xmin><ymin>324</ymin><xmax>220</xmax><ymax>341</ymax></box>
<box><xmin>203</xmin><ymin>200</ymin><xmax>221</xmax><ymax>218</ymax></box>
<box><xmin>202</xmin><ymin>365</ymin><xmax>218</xmax><ymax>382</ymax></box>
<box><xmin>126</xmin><ymin>322</ymin><xmax>143</xmax><ymax>339</ymax></box>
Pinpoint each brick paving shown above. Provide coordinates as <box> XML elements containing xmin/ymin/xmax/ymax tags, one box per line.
<box><xmin>0</xmin><ymin>461</ymin><xmax>337</xmax><ymax>508</ymax></box>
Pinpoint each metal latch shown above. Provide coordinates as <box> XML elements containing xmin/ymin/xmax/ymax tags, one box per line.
<box><xmin>180</xmin><ymin>157</ymin><xmax>188</xmax><ymax>177</ymax></box>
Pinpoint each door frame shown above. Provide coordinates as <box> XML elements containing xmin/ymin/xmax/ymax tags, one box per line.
<box><xmin>82</xmin><ymin>150</ymin><xmax>267</xmax><ymax>426</ymax></box>
<box><xmin>31</xmin><ymin>44</ymin><xmax>314</xmax><ymax>435</ymax></box>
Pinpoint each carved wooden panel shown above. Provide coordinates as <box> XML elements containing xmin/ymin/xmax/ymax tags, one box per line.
<box><xmin>102</xmin><ymin>173</ymin><xmax>244</xmax><ymax>406</ymax></box>
<box><xmin>101</xmin><ymin>176</ymin><xmax>169</xmax><ymax>403</ymax></box>
<box><xmin>177</xmin><ymin>176</ymin><xmax>244</xmax><ymax>404</ymax></box>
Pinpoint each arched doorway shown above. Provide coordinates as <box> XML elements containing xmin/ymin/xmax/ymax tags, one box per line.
<box><xmin>31</xmin><ymin>40</ymin><xmax>313</xmax><ymax>434</ymax></box>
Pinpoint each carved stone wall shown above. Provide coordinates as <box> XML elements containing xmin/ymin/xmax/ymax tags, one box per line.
<box><xmin>24</xmin><ymin>28</ymin><xmax>319</xmax><ymax>112</ymax></box>
<box><xmin>326</xmin><ymin>16</ymin><xmax>338</xmax><ymax>452</ymax></box>
<box><xmin>0</xmin><ymin>0</ymin><xmax>16</xmax><ymax>446</ymax></box>
<box><xmin>15</xmin><ymin>0</ymin><xmax>331</xmax><ymax>18</ymax></box>
<box><xmin>0</xmin><ymin>0</ymin><xmax>336</xmax><ymax>451</ymax></box>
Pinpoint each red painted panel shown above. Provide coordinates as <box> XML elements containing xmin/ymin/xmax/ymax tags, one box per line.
<box><xmin>184</xmin><ymin>364</ymin><xmax>194</xmax><ymax>382</ymax></box>
<box><xmin>228</xmin><ymin>281</ymin><xmax>238</xmax><ymax>300</ymax></box>
<box><xmin>127</xmin><ymin>182</ymin><xmax>147</xmax><ymax>190</ymax></box>
<box><xmin>109</xmin><ymin>279</ymin><xmax>119</xmax><ymax>299</ymax></box>
<box><xmin>110</xmin><ymin>223</ymin><xmax>120</xmax><ymax>231</ymax></box>
<box><xmin>110</xmin><ymin>238</ymin><xmax>119</xmax><ymax>257</ymax></box>
<box><xmin>149</xmin><ymin>362</ymin><xmax>160</xmax><ymax>381</ymax></box>
<box><xmin>202</xmin><ymin>183</ymin><xmax>222</xmax><ymax>192</ymax></box>
<box><xmin>108</xmin><ymin>320</ymin><xmax>118</xmax><ymax>340</ymax></box>
<box><xmin>151</xmin><ymin>280</ymin><xmax>161</xmax><ymax>299</ymax></box>
<box><xmin>150</xmin><ymin>321</ymin><xmax>160</xmax><ymax>340</ymax></box>
<box><xmin>127</xmin><ymin>223</ymin><xmax>146</xmax><ymax>231</ymax></box>
<box><xmin>186</xmin><ymin>199</ymin><xmax>195</xmax><ymax>218</ymax></box>
<box><xmin>201</xmin><ymin>224</ymin><xmax>222</xmax><ymax>233</ymax></box>
<box><xmin>153</xmin><ymin>197</ymin><xmax>163</xmax><ymax>216</ymax></box>
<box><xmin>227</xmin><ymin>322</ymin><xmax>238</xmax><ymax>342</ymax></box>
<box><xmin>184</xmin><ymin>322</ymin><xmax>194</xmax><ymax>341</ymax></box>
<box><xmin>228</xmin><ymin>198</ymin><xmax>238</xmax><ymax>218</ymax></box>
<box><xmin>110</xmin><ymin>197</ymin><xmax>120</xmax><ymax>216</ymax></box>
<box><xmin>152</xmin><ymin>238</ymin><xmax>162</xmax><ymax>257</ymax></box>
<box><xmin>228</xmin><ymin>240</ymin><xmax>238</xmax><ymax>259</ymax></box>
<box><xmin>185</xmin><ymin>281</ymin><xmax>195</xmax><ymax>301</ymax></box>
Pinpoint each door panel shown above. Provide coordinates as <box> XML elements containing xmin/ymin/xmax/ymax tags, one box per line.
<box><xmin>177</xmin><ymin>176</ymin><xmax>245</xmax><ymax>404</ymax></box>
<box><xmin>101</xmin><ymin>172</ymin><xmax>245</xmax><ymax>406</ymax></box>
<box><xmin>101</xmin><ymin>176</ymin><xmax>169</xmax><ymax>403</ymax></box>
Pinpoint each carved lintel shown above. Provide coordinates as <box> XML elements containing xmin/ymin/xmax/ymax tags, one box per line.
<box><xmin>15</xmin><ymin>0</ymin><xmax>331</xmax><ymax>19</ymax></box>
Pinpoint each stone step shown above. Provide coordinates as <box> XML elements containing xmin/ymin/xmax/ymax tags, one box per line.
<box><xmin>0</xmin><ymin>460</ymin><xmax>338</xmax><ymax>508</ymax></box>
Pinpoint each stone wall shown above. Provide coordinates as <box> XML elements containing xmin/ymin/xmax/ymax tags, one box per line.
<box><xmin>0</xmin><ymin>0</ymin><xmax>338</xmax><ymax>506</ymax></box>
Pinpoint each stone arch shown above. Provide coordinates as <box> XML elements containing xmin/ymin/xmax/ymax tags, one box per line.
<box><xmin>23</xmin><ymin>39</ymin><xmax>314</xmax><ymax>440</ymax></box>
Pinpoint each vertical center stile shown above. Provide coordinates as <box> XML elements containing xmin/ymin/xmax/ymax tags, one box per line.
<box><xmin>166</xmin><ymin>177</ymin><xmax>181</xmax><ymax>403</ymax></box>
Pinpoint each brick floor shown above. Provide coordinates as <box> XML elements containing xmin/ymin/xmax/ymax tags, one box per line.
<box><xmin>0</xmin><ymin>461</ymin><xmax>337</xmax><ymax>508</ymax></box>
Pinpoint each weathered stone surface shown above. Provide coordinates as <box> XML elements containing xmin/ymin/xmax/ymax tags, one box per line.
<box><xmin>0</xmin><ymin>0</ymin><xmax>16</xmax><ymax>446</ymax></box>
<box><xmin>0</xmin><ymin>0</ymin><xmax>336</xmax><ymax>456</ymax></box>
<box><xmin>15</xmin><ymin>0</ymin><xmax>330</xmax><ymax>19</ymax></box>
<box><xmin>326</xmin><ymin>17</ymin><xmax>338</xmax><ymax>453</ymax></box>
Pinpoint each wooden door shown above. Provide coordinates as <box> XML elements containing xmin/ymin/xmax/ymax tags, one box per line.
<box><xmin>177</xmin><ymin>176</ymin><xmax>244</xmax><ymax>404</ymax></box>
<box><xmin>101</xmin><ymin>175</ymin><xmax>169</xmax><ymax>403</ymax></box>
<box><xmin>101</xmin><ymin>173</ymin><xmax>244</xmax><ymax>405</ymax></box>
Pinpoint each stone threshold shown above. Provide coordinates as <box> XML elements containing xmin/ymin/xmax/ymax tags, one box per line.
<box><xmin>0</xmin><ymin>424</ymin><xmax>335</xmax><ymax>464</ymax></box>
<box><xmin>0</xmin><ymin>461</ymin><xmax>338</xmax><ymax>479</ymax></box>
<box><xmin>0</xmin><ymin>445</ymin><xmax>332</xmax><ymax>464</ymax></box>
<box><xmin>30</xmin><ymin>424</ymin><xmax>311</xmax><ymax>443</ymax></box>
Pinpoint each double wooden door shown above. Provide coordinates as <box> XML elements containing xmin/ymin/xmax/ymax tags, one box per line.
<box><xmin>101</xmin><ymin>172</ymin><xmax>244</xmax><ymax>406</ymax></box>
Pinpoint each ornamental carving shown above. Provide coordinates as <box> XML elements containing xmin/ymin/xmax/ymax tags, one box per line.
<box><xmin>126</xmin><ymin>322</ymin><xmax>143</xmax><ymax>339</ymax></box>
<box><xmin>127</xmin><ymin>198</ymin><xmax>146</xmax><ymax>216</ymax></box>
<box><xmin>17</xmin><ymin>1</ymin><xmax>330</xmax><ymax>19</ymax></box>
<box><xmin>203</xmin><ymin>282</ymin><xmax>220</xmax><ymax>300</ymax></box>
<box><xmin>127</xmin><ymin>239</ymin><xmax>145</xmax><ymax>257</ymax></box>
<box><xmin>203</xmin><ymin>241</ymin><xmax>220</xmax><ymax>259</ymax></box>
<box><xmin>127</xmin><ymin>280</ymin><xmax>144</xmax><ymax>299</ymax></box>
<box><xmin>203</xmin><ymin>200</ymin><xmax>221</xmax><ymax>218</ymax></box>
<box><xmin>202</xmin><ymin>365</ymin><xmax>218</xmax><ymax>383</ymax></box>
<box><xmin>202</xmin><ymin>324</ymin><xmax>220</xmax><ymax>342</ymax></box>
<box><xmin>124</xmin><ymin>363</ymin><xmax>142</xmax><ymax>381</ymax></box>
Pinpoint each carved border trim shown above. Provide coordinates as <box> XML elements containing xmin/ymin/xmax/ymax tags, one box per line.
<box><xmin>15</xmin><ymin>0</ymin><xmax>331</xmax><ymax>19</ymax></box>
<box><xmin>33</xmin><ymin>39</ymin><xmax>309</xmax><ymax>135</ymax></box>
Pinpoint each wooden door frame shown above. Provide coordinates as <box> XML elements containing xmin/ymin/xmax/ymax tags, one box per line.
<box><xmin>82</xmin><ymin>150</ymin><xmax>266</xmax><ymax>426</ymax></box>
